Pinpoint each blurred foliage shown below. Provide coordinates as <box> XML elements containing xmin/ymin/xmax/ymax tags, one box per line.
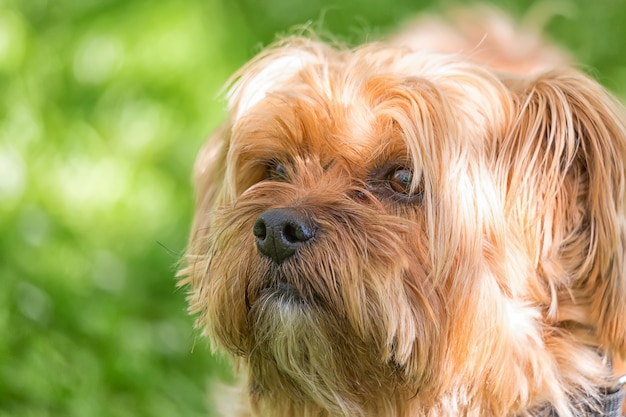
<box><xmin>0</xmin><ymin>0</ymin><xmax>625</xmax><ymax>416</ymax></box>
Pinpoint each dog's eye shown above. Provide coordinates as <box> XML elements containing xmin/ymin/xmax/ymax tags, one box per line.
<box><xmin>387</xmin><ymin>167</ymin><xmax>413</xmax><ymax>194</ymax></box>
<box><xmin>265</xmin><ymin>161</ymin><xmax>289</xmax><ymax>181</ymax></box>
<box><xmin>367</xmin><ymin>165</ymin><xmax>424</xmax><ymax>203</ymax></box>
<box><xmin>379</xmin><ymin>166</ymin><xmax>424</xmax><ymax>203</ymax></box>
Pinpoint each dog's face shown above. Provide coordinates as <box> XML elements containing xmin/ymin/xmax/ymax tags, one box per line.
<box><xmin>180</xmin><ymin>37</ymin><xmax>626</xmax><ymax>416</ymax></box>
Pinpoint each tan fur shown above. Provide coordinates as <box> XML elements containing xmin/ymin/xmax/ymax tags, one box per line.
<box><xmin>179</xmin><ymin>8</ymin><xmax>626</xmax><ymax>417</ymax></box>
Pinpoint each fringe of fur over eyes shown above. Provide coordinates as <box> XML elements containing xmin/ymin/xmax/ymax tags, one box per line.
<box><xmin>179</xmin><ymin>6</ymin><xmax>626</xmax><ymax>417</ymax></box>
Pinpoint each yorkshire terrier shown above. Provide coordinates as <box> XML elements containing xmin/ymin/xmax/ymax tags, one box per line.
<box><xmin>179</xmin><ymin>6</ymin><xmax>626</xmax><ymax>417</ymax></box>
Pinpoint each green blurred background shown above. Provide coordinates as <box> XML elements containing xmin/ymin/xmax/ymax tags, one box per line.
<box><xmin>1</xmin><ymin>0</ymin><xmax>626</xmax><ymax>416</ymax></box>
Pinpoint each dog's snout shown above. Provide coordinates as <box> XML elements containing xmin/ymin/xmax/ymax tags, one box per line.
<box><xmin>253</xmin><ymin>208</ymin><xmax>316</xmax><ymax>263</ymax></box>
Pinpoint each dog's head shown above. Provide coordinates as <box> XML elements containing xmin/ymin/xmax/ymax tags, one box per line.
<box><xmin>179</xmin><ymin>37</ymin><xmax>626</xmax><ymax>416</ymax></box>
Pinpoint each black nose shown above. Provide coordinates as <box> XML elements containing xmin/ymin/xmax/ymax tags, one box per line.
<box><xmin>253</xmin><ymin>208</ymin><xmax>316</xmax><ymax>263</ymax></box>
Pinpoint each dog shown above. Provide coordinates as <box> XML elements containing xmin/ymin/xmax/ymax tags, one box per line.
<box><xmin>179</xmin><ymin>6</ymin><xmax>626</xmax><ymax>416</ymax></box>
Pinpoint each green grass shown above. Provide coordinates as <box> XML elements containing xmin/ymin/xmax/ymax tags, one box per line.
<box><xmin>1</xmin><ymin>0</ymin><xmax>626</xmax><ymax>416</ymax></box>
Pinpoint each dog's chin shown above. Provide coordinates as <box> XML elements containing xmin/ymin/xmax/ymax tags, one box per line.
<box><xmin>249</xmin><ymin>259</ymin><xmax>330</xmax><ymax>314</ymax></box>
<box><xmin>246</xmin><ymin>270</ymin><xmax>399</xmax><ymax>415</ymax></box>
<box><xmin>251</xmin><ymin>280</ymin><xmax>309</xmax><ymax>316</ymax></box>
<box><xmin>248</xmin><ymin>266</ymin><xmax>327</xmax><ymax>333</ymax></box>
<box><xmin>246</xmin><ymin>272</ymin><xmax>335</xmax><ymax>400</ymax></box>
<box><xmin>262</xmin><ymin>281</ymin><xmax>304</xmax><ymax>304</ymax></box>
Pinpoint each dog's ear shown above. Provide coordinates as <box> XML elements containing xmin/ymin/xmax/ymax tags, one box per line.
<box><xmin>177</xmin><ymin>122</ymin><xmax>229</xmax><ymax>291</ymax></box>
<box><xmin>503</xmin><ymin>70</ymin><xmax>626</xmax><ymax>354</ymax></box>
<box><xmin>187</xmin><ymin>123</ymin><xmax>230</xmax><ymax>253</ymax></box>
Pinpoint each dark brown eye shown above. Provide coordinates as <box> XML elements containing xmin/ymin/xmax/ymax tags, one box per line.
<box><xmin>387</xmin><ymin>167</ymin><xmax>413</xmax><ymax>194</ymax></box>
<box><xmin>367</xmin><ymin>164</ymin><xmax>423</xmax><ymax>204</ymax></box>
<box><xmin>265</xmin><ymin>161</ymin><xmax>288</xmax><ymax>181</ymax></box>
<box><xmin>387</xmin><ymin>168</ymin><xmax>413</xmax><ymax>194</ymax></box>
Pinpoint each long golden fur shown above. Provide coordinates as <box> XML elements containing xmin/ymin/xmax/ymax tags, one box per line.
<box><xmin>179</xmin><ymin>7</ymin><xmax>626</xmax><ymax>417</ymax></box>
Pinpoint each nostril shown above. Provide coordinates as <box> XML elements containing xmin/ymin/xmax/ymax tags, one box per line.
<box><xmin>253</xmin><ymin>218</ymin><xmax>268</xmax><ymax>240</ymax></box>
<box><xmin>283</xmin><ymin>222</ymin><xmax>314</xmax><ymax>243</ymax></box>
<box><xmin>282</xmin><ymin>223</ymin><xmax>297</xmax><ymax>243</ymax></box>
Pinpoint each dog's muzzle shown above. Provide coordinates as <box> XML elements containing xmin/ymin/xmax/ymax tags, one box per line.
<box><xmin>253</xmin><ymin>208</ymin><xmax>317</xmax><ymax>263</ymax></box>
